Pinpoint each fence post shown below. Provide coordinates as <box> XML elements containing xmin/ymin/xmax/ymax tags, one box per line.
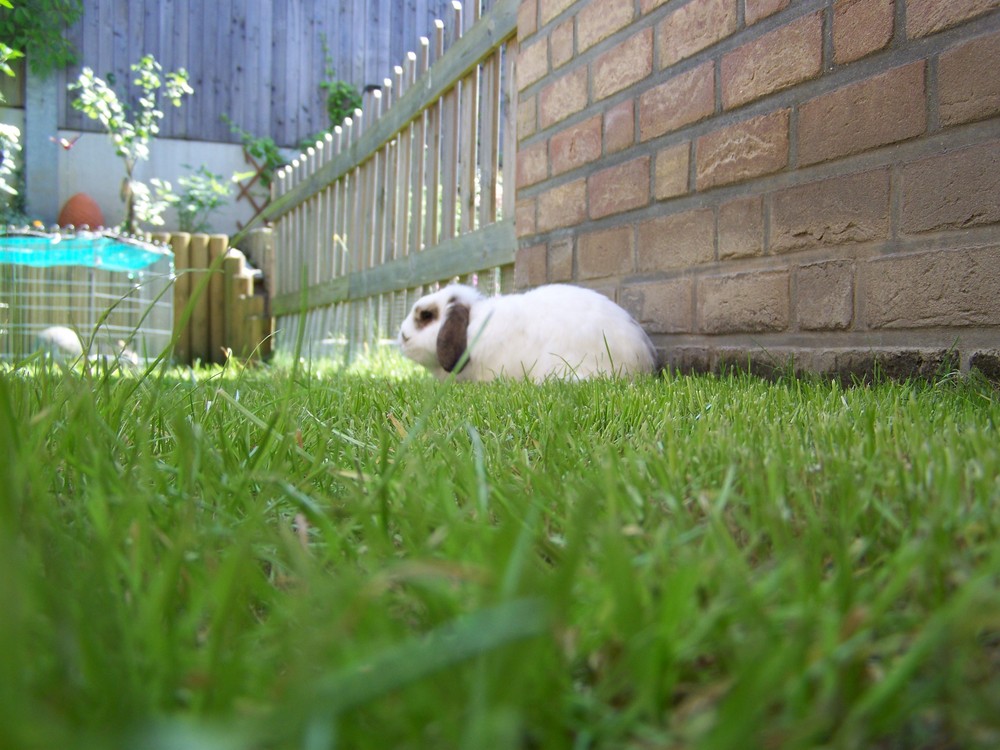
<box><xmin>169</xmin><ymin>233</ymin><xmax>192</xmax><ymax>364</ymax></box>
<box><xmin>208</xmin><ymin>234</ymin><xmax>229</xmax><ymax>364</ymax></box>
<box><xmin>188</xmin><ymin>234</ymin><xmax>211</xmax><ymax>364</ymax></box>
<box><xmin>223</xmin><ymin>250</ymin><xmax>242</xmax><ymax>359</ymax></box>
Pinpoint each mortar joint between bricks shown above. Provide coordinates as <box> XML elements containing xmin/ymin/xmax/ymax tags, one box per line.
<box><xmin>821</xmin><ymin>4</ymin><xmax>835</xmax><ymax>73</ymax></box>
<box><xmin>925</xmin><ymin>55</ymin><xmax>940</xmax><ymax>133</ymax></box>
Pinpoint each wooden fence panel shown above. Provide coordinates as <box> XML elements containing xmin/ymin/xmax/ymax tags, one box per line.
<box><xmin>55</xmin><ymin>0</ymin><xmax>462</xmax><ymax>147</ymax></box>
<box><xmin>232</xmin><ymin>0</ymin><xmax>518</xmax><ymax>363</ymax></box>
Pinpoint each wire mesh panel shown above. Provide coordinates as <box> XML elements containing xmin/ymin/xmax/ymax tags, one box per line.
<box><xmin>0</xmin><ymin>231</ymin><xmax>174</xmax><ymax>362</ymax></box>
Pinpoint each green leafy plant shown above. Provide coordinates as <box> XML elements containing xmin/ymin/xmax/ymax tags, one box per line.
<box><xmin>0</xmin><ymin>0</ymin><xmax>83</xmax><ymax>77</ymax></box>
<box><xmin>0</xmin><ymin>144</ymin><xmax>25</xmax><ymax>222</ymax></box>
<box><xmin>319</xmin><ymin>36</ymin><xmax>361</xmax><ymax>129</ymax></box>
<box><xmin>68</xmin><ymin>54</ymin><xmax>193</xmax><ymax>233</ymax></box>
<box><xmin>0</xmin><ymin>38</ymin><xmax>21</xmax><ymax>201</ymax></box>
<box><xmin>322</xmin><ymin>78</ymin><xmax>362</xmax><ymax>129</ymax></box>
<box><xmin>223</xmin><ymin>115</ymin><xmax>288</xmax><ymax>190</ymax></box>
<box><xmin>153</xmin><ymin>164</ymin><xmax>232</xmax><ymax>233</ymax></box>
<box><xmin>294</xmin><ymin>45</ymin><xmax>362</xmax><ymax>154</ymax></box>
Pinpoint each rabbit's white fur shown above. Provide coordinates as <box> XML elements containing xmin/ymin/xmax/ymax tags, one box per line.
<box><xmin>398</xmin><ymin>284</ymin><xmax>656</xmax><ymax>382</ymax></box>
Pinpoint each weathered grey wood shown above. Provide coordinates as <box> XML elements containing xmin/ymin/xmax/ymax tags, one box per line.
<box><xmin>425</xmin><ymin>19</ymin><xmax>445</xmax><ymax>251</ymax></box>
<box><xmin>56</xmin><ymin>0</ymin><xmax>463</xmax><ymax>147</ymax></box>
<box><xmin>272</xmin><ymin>218</ymin><xmax>514</xmax><ymax>316</ymax></box>
<box><xmin>501</xmin><ymin>41</ymin><xmax>516</xmax><ymax>221</ymax></box>
<box><xmin>409</xmin><ymin>36</ymin><xmax>430</xmax><ymax>257</ymax></box>
<box><xmin>460</xmin><ymin>0</ymin><xmax>480</xmax><ymax>234</ymax></box>
<box><xmin>479</xmin><ymin>50</ymin><xmax>501</xmax><ymax>226</ymax></box>
<box><xmin>440</xmin><ymin>1</ymin><xmax>462</xmax><ymax>242</ymax></box>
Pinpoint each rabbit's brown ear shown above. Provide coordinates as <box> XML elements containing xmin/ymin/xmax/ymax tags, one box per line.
<box><xmin>437</xmin><ymin>298</ymin><xmax>470</xmax><ymax>373</ymax></box>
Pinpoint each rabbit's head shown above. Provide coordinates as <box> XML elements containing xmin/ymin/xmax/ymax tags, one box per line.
<box><xmin>398</xmin><ymin>284</ymin><xmax>482</xmax><ymax>375</ymax></box>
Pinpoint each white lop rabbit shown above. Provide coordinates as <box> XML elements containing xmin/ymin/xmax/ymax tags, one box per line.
<box><xmin>398</xmin><ymin>283</ymin><xmax>656</xmax><ymax>382</ymax></box>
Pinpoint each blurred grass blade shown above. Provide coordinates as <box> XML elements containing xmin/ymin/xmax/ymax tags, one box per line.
<box><xmin>306</xmin><ymin>597</ymin><xmax>548</xmax><ymax>715</ymax></box>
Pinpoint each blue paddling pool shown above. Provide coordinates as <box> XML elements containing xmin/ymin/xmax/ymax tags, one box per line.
<box><xmin>0</xmin><ymin>229</ymin><xmax>173</xmax><ymax>271</ymax></box>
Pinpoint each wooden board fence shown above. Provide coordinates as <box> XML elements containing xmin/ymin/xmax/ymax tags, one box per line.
<box><xmin>154</xmin><ymin>232</ymin><xmax>272</xmax><ymax>365</ymax></box>
<box><xmin>57</xmin><ymin>0</ymin><xmax>463</xmax><ymax>147</ymax></box>
<box><xmin>232</xmin><ymin>0</ymin><xmax>518</xmax><ymax>363</ymax></box>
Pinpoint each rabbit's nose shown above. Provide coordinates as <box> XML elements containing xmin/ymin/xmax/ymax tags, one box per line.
<box><xmin>400</xmin><ymin>332</ymin><xmax>410</xmax><ymax>343</ymax></box>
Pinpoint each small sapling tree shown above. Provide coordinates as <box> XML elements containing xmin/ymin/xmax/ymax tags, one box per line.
<box><xmin>68</xmin><ymin>54</ymin><xmax>193</xmax><ymax>232</ymax></box>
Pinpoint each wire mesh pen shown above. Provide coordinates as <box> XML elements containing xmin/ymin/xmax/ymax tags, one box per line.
<box><xmin>0</xmin><ymin>229</ymin><xmax>175</xmax><ymax>362</ymax></box>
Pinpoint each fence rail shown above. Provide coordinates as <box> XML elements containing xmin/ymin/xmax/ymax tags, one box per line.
<box><xmin>233</xmin><ymin>0</ymin><xmax>518</xmax><ymax>361</ymax></box>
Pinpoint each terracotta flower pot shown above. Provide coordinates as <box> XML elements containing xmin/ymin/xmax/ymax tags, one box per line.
<box><xmin>58</xmin><ymin>192</ymin><xmax>105</xmax><ymax>229</ymax></box>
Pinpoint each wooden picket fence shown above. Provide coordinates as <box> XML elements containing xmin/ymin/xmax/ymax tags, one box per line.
<box><xmin>231</xmin><ymin>0</ymin><xmax>518</xmax><ymax>362</ymax></box>
<box><xmin>154</xmin><ymin>232</ymin><xmax>272</xmax><ymax>365</ymax></box>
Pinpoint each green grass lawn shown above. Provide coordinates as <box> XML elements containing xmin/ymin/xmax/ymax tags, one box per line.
<box><xmin>1</xmin><ymin>354</ymin><xmax>998</xmax><ymax>749</ymax></box>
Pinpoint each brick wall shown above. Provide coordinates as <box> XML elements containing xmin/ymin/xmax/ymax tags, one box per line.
<box><xmin>513</xmin><ymin>0</ymin><xmax>1000</xmax><ymax>378</ymax></box>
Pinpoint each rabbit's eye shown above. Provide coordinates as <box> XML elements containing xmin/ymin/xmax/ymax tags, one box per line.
<box><xmin>416</xmin><ymin>307</ymin><xmax>438</xmax><ymax>326</ymax></box>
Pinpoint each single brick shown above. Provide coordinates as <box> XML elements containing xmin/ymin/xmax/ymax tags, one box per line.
<box><xmin>798</xmin><ymin>61</ymin><xmax>926</xmax><ymax>166</ymax></box>
<box><xmin>518</xmin><ymin>37</ymin><xmax>549</xmax><ymax>92</ymax></box>
<box><xmin>639</xmin><ymin>61</ymin><xmax>715</xmax><ymax>141</ymax></box>
<box><xmin>593</xmin><ymin>27</ymin><xmax>654</xmax><ymax>100</ymax></box>
<box><xmin>621</xmin><ymin>278</ymin><xmax>695</xmax><ymax>333</ymax></box>
<box><xmin>796</xmin><ymin>260</ymin><xmax>855</xmax><ymax>330</ymax></box>
<box><xmin>536</xmin><ymin>179</ymin><xmax>587</xmax><ymax>233</ymax></box>
<box><xmin>551</xmin><ymin>19</ymin><xmax>575</xmax><ymax>70</ymax></box>
<box><xmin>637</xmin><ymin>208</ymin><xmax>715</xmax><ymax>272</ymax></box>
<box><xmin>640</xmin><ymin>0</ymin><xmax>669</xmax><ymax>15</ymax></box>
<box><xmin>539</xmin><ymin>65</ymin><xmax>589</xmax><ymax>129</ymax></box>
<box><xmin>550</xmin><ymin>115</ymin><xmax>603</xmax><ymax>176</ymax></box>
<box><xmin>654</xmin><ymin>142</ymin><xmax>690</xmax><ymax>200</ymax></box>
<box><xmin>516</xmin><ymin>140</ymin><xmax>549</xmax><ymax>188</ymax></box>
<box><xmin>939</xmin><ymin>29</ymin><xmax>1000</xmax><ymax>126</ymax></box>
<box><xmin>517</xmin><ymin>0</ymin><xmax>538</xmax><ymax>42</ymax></box>
<box><xmin>721</xmin><ymin>11</ymin><xmax>823</xmax><ymax>109</ymax></box>
<box><xmin>515</xmin><ymin>243</ymin><xmax>547</xmax><ymax>289</ymax></box>
<box><xmin>589</xmin><ymin>156</ymin><xmax>650</xmax><ymax>219</ymax></box>
<box><xmin>518</xmin><ymin>93</ymin><xmax>538</xmax><ymax>140</ymax></box>
<box><xmin>833</xmin><ymin>0</ymin><xmax>894</xmax><ymax>64</ymax></box>
<box><xmin>746</xmin><ymin>0</ymin><xmax>789</xmax><ymax>24</ymax></box>
<box><xmin>699</xmin><ymin>270</ymin><xmax>790</xmax><ymax>333</ymax></box>
<box><xmin>577</xmin><ymin>225</ymin><xmax>635</xmax><ymax>279</ymax></box>
<box><xmin>696</xmin><ymin>109</ymin><xmax>790</xmax><ymax>190</ymax></box>
<box><xmin>658</xmin><ymin>0</ymin><xmax>738</xmax><ymax>69</ymax></box>
<box><xmin>770</xmin><ymin>170</ymin><xmax>890</xmax><ymax>253</ymax></box>
<box><xmin>969</xmin><ymin>350</ymin><xmax>1000</xmax><ymax>380</ymax></box>
<box><xmin>718</xmin><ymin>196</ymin><xmax>764</xmax><ymax>259</ymax></box>
<box><xmin>539</xmin><ymin>0</ymin><xmax>577</xmax><ymax>26</ymax></box>
<box><xmin>900</xmin><ymin>140</ymin><xmax>1000</xmax><ymax>233</ymax></box>
<box><xmin>714</xmin><ymin>348</ymin><xmax>797</xmax><ymax>378</ymax></box>
<box><xmin>833</xmin><ymin>349</ymin><xmax>954</xmax><ymax>383</ymax></box>
<box><xmin>604</xmin><ymin>98</ymin><xmax>635</xmax><ymax>154</ymax></box>
<box><xmin>588</xmin><ymin>284</ymin><xmax>620</xmax><ymax>302</ymax></box>
<box><xmin>515</xmin><ymin>197</ymin><xmax>537</xmax><ymax>237</ymax></box>
<box><xmin>549</xmin><ymin>237</ymin><xmax>574</xmax><ymax>281</ymax></box>
<box><xmin>578</xmin><ymin>0</ymin><xmax>635</xmax><ymax>52</ymax></box>
<box><xmin>862</xmin><ymin>246</ymin><xmax>1000</xmax><ymax>327</ymax></box>
<box><xmin>907</xmin><ymin>0</ymin><xmax>1000</xmax><ymax>38</ymax></box>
